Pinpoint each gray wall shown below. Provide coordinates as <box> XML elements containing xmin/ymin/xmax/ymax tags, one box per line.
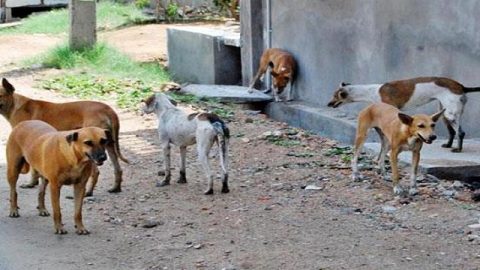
<box><xmin>265</xmin><ymin>0</ymin><xmax>480</xmax><ymax>137</ymax></box>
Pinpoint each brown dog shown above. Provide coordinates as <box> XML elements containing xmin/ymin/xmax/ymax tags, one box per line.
<box><xmin>351</xmin><ymin>103</ymin><xmax>444</xmax><ymax>196</ymax></box>
<box><xmin>0</xmin><ymin>78</ymin><xmax>128</xmax><ymax>195</ymax></box>
<box><xmin>248</xmin><ymin>48</ymin><xmax>296</xmax><ymax>102</ymax></box>
<box><xmin>6</xmin><ymin>120</ymin><xmax>110</xmax><ymax>234</ymax></box>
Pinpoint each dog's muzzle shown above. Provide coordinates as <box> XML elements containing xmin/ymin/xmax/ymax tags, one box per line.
<box><xmin>87</xmin><ymin>152</ymin><xmax>108</xmax><ymax>166</ymax></box>
<box><xmin>418</xmin><ymin>134</ymin><xmax>437</xmax><ymax>144</ymax></box>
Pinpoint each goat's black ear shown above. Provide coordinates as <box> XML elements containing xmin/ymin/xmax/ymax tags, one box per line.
<box><xmin>2</xmin><ymin>78</ymin><xmax>15</xmax><ymax>94</ymax></box>
<box><xmin>66</xmin><ymin>132</ymin><xmax>79</xmax><ymax>144</ymax></box>
<box><xmin>398</xmin><ymin>113</ymin><xmax>413</xmax><ymax>126</ymax></box>
<box><xmin>168</xmin><ymin>97</ymin><xmax>178</xmax><ymax>106</ymax></box>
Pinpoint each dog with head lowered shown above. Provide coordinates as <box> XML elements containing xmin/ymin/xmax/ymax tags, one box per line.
<box><xmin>6</xmin><ymin>120</ymin><xmax>110</xmax><ymax>234</ymax></box>
<box><xmin>0</xmin><ymin>78</ymin><xmax>128</xmax><ymax>195</ymax></box>
<box><xmin>351</xmin><ymin>103</ymin><xmax>444</xmax><ymax>196</ymax></box>
<box><xmin>248</xmin><ymin>48</ymin><xmax>296</xmax><ymax>102</ymax></box>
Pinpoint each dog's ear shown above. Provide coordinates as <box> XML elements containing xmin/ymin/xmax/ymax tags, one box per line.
<box><xmin>431</xmin><ymin>108</ymin><xmax>446</xmax><ymax>122</ymax></box>
<box><xmin>270</xmin><ymin>70</ymin><xmax>279</xmax><ymax>77</ymax></box>
<box><xmin>340</xmin><ymin>82</ymin><xmax>351</xmax><ymax>87</ymax></box>
<box><xmin>398</xmin><ymin>113</ymin><xmax>413</xmax><ymax>126</ymax></box>
<box><xmin>66</xmin><ymin>132</ymin><xmax>79</xmax><ymax>144</ymax></box>
<box><xmin>2</xmin><ymin>78</ymin><xmax>15</xmax><ymax>94</ymax></box>
<box><xmin>167</xmin><ymin>97</ymin><xmax>177</xmax><ymax>106</ymax></box>
<box><xmin>105</xmin><ymin>129</ymin><xmax>113</xmax><ymax>141</ymax></box>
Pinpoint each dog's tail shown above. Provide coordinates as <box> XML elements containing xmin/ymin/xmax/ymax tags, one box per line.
<box><xmin>110</xmin><ymin>111</ymin><xmax>130</xmax><ymax>164</ymax></box>
<box><xmin>463</xmin><ymin>86</ymin><xmax>480</xmax><ymax>93</ymax></box>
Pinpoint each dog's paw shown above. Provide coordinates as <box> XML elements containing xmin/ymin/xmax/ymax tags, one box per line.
<box><xmin>408</xmin><ymin>187</ymin><xmax>419</xmax><ymax>196</ymax></box>
<box><xmin>75</xmin><ymin>228</ymin><xmax>90</xmax><ymax>235</ymax></box>
<box><xmin>38</xmin><ymin>208</ymin><xmax>50</xmax><ymax>217</ymax></box>
<box><xmin>156</xmin><ymin>180</ymin><xmax>170</xmax><ymax>187</ymax></box>
<box><xmin>441</xmin><ymin>143</ymin><xmax>452</xmax><ymax>148</ymax></box>
<box><xmin>19</xmin><ymin>183</ymin><xmax>37</xmax><ymax>189</ymax></box>
<box><xmin>9</xmin><ymin>209</ymin><xmax>19</xmax><ymax>218</ymax></box>
<box><xmin>451</xmin><ymin>148</ymin><xmax>462</xmax><ymax>153</ymax></box>
<box><xmin>248</xmin><ymin>88</ymin><xmax>254</xmax><ymax>94</ymax></box>
<box><xmin>393</xmin><ymin>185</ymin><xmax>404</xmax><ymax>196</ymax></box>
<box><xmin>204</xmin><ymin>188</ymin><xmax>214</xmax><ymax>195</ymax></box>
<box><xmin>107</xmin><ymin>186</ymin><xmax>122</xmax><ymax>193</ymax></box>
<box><xmin>177</xmin><ymin>178</ymin><xmax>187</xmax><ymax>184</ymax></box>
<box><xmin>221</xmin><ymin>185</ymin><xmax>230</xmax><ymax>194</ymax></box>
<box><xmin>55</xmin><ymin>228</ymin><xmax>68</xmax><ymax>235</ymax></box>
<box><xmin>84</xmin><ymin>191</ymin><xmax>93</xmax><ymax>197</ymax></box>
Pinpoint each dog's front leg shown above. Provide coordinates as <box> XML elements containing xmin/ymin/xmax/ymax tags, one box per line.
<box><xmin>85</xmin><ymin>166</ymin><xmax>100</xmax><ymax>197</ymax></box>
<box><xmin>50</xmin><ymin>182</ymin><xmax>67</xmax><ymax>234</ymax></box>
<box><xmin>157</xmin><ymin>142</ymin><xmax>171</xmax><ymax>187</ymax></box>
<box><xmin>286</xmin><ymin>82</ymin><xmax>293</xmax><ymax>101</ymax></box>
<box><xmin>390</xmin><ymin>148</ymin><xmax>403</xmax><ymax>195</ymax></box>
<box><xmin>73</xmin><ymin>181</ymin><xmax>89</xmax><ymax>235</ymax></box>
<box><xmin>37</xmin><ymin>177</ymin><xmax>50</xmax><ymax>216</ymax></box>
<box><xmin>178</xmin><ymin>146</ymin><xmax>187</xmax><ymax>184</ymax></box>
<box><xmin>409</xmin><ymin>147</ymin><xmax>421</xmax><ymax>196</ymax></box>
<box><xmin>273</xmin><ymin>87</ymin><xmax>281</xmax><ymax>102</ymax></box>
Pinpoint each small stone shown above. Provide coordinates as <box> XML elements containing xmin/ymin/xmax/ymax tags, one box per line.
<box><xmin>442</xmin><ymin>190</ymin><xmax>456</xmax><ymax>198</ymax></box>
<box><xmin>142</xmin><ymin>219</ymin><xmax>163</xmax><ymax>228</ymax></box>
<box><xmin>382</xmin><ymin>205</ymin><xmax>397</xmax><ymax>214</ymax></box>
<box><xmin>468</xmin><ymin>224</ymin><xmax>480</xmax><ymax>230</ymax></box>
<box><xmin>304</xmin><ymin>184</ymin><xmax>322</xmax><ymax>190</ymax></box>
<box><xmin>244</xmin><ymin>118</ymin><xmax>254</xmax><ymax>123</ymax></box>
<box><xmin>241</xmin><ymin>138</ymin><xmax>251</xmax><ymax>143</ymax></box>
<box><xmin>452</xmin><ymin>181</ymin><xmax>464</xmax><ymax>190</ymax></box>
<box><xmin>272</xmin><ymin>130</ymin><xmax>283</xmax><ymax>137</ymax></box>
<box><xmin>194</xmin><ymin>244</ymin><xmax>203</xmax><ymax>249</ymax></box>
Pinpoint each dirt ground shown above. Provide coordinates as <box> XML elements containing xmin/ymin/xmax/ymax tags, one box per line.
<box><xmin>0</xmin><ymin>24</ymin><xmax>479</xmax><ymax>270</ymax></box>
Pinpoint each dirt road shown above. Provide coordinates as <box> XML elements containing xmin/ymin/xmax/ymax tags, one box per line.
<box><xmin>0</xmin><ymin>24</ymin><xmax>479</xmax><ymax>270</ymax></box>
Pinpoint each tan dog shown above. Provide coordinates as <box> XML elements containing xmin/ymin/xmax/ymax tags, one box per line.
<box><xmin>0</xmin><ymin>78</ymin><xmax>128</xmax><ymax>196</ymax></box>
<box><xmin>6</xmin><ymin>120</ymin><xmax>110</xmax><ymax>234</ymax></box>
<box><xmin>248</xmin><ymin>48</ymin><xmax>296</xmax><ymax>102</ymax></box>
<box><xmin>351</xmin><ymin>103</ymin><xmax>444</xmax><ymax>196</ymax></box>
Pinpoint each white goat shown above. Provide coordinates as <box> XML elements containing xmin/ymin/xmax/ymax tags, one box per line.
<box><xmin>141</xmin><ymin>93</ymin><xmax>230</xmax><ymax>195</ymax></box>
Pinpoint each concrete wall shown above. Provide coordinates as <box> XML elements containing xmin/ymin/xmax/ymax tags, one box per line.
<box><xmin>263</xmin><ymin>0</ymin><xmax>480</xmax><ymax>137</ymax></box>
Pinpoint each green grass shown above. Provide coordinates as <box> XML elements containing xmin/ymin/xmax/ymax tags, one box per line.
<box><xmin>0</xmin><ymin>1</ymin><xmax>152</xmax><ymax>35</ymax></box>
<box><xmin>33</xmin><ymin>43</ymin><xmax>170</xmax><ymax>108</ymax></box>
<box><xmin>33</xmin><ymin>43</ymin><xmax>170</xmax><ymax>82</ymax></box>
<box><xmin>33</xmin><ymin>43</ymin><xmax>236</xmax><ymax>115</ymax></box>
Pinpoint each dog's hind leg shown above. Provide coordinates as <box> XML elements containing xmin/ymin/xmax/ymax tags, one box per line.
<box><xmin>375</xmin><ymin>127</ymin><xmax>389</xmax><ymax>180</ymax></box>
<box><xmin>351</xmin><ymin>121</ymin><xmax>369</xmax><ymax>181</ymax></box>
<box><xmin>106</xmin><ymin>145</ymin><xmax>123</xmax><ymax>193</ymax></box>
<box><xmin>218</xmin><ymin>137</ymin><xmax>229</xmax><ymax>193</ymax></box>
<box><xmin>85</xmin><ymin>166</ymin><xmax>100</xmax><ymax>197</ymax></box>
<box><xmin>7</xmin><ymin>157</ymin><xmax>23</xmax><ymax>218</ymax></box>
<box><xmin>441</xmin><ymin>117</ymin><xmax>455</xmax><ymax>148</ymax></box>
<box><xmin>157</xmin><ymin>142</ymin><xmax>171</xmax><ymax>187</ymax></box>
<box><xmin>197</xmin><ymin>134</ymin><xmax>215</xmax><ymax>195</ymax></box>
<box><xmin>178</xmin><ymin>146</ymin><xmax>187</xmax><ymax>184</ymax></box>
<box><xmin>20</xmin><ymin>169</ymin><xmax>40</xmax><ymax>189</ymax></box>
<box><xmin>390</xmin><ymin>147</ymin><xmax>403</xmax><ymax>196</ymax></box>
